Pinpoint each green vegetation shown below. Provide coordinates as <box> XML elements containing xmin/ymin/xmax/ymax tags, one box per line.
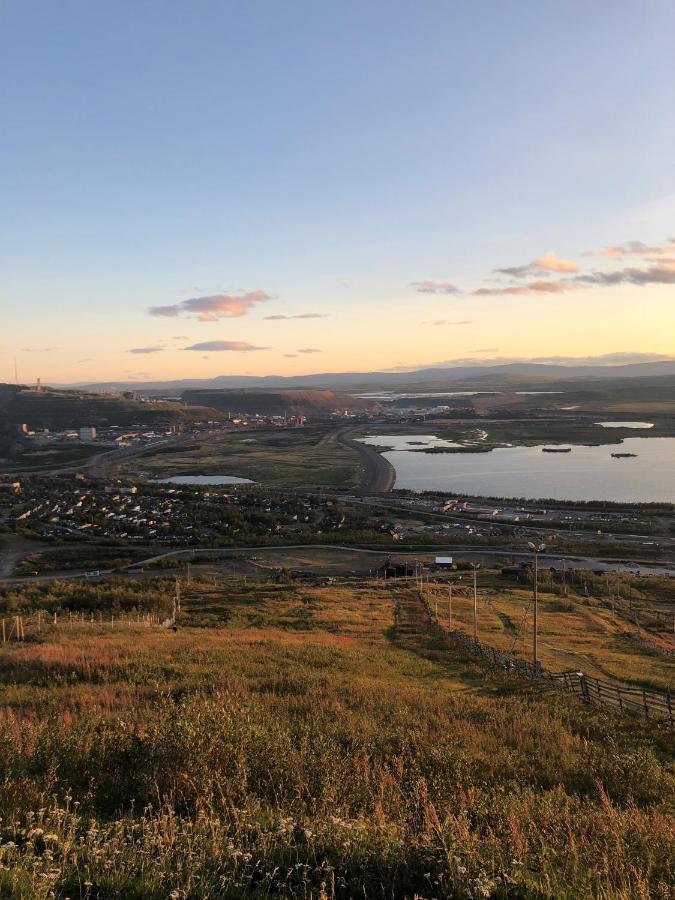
<box><xmin>0</xmin><ymin>577</ymin><xmax>672</xmax><ymax>898</ymax></box>
<box><xmin>122</xmin><ymin>427</ymin><xmax>364</xmax><ymax>489</ymax></box>
<box><xmin>0</xmin><ymin>442</ymin><xmax>103</xmax><ymax>473</ymax></box>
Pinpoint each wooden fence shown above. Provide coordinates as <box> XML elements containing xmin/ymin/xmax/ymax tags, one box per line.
<box><xmin>419</xmin><ymin>593</ymin><xmax>673</xmax><ymax>727</ymax></box>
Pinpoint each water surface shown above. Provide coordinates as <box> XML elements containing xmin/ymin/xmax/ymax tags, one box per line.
<box><xmin>359</xmin><ymin>435</ymin><xmax>675</xmax><ymax>502</ymax></box>
<box><xmin>151</xmin><ymin>475</ymin><xmax>253</xmax><ymax>486</ymax></box>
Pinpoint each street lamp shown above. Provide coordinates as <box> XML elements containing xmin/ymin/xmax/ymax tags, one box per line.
<box><xmin>527</xmin><ymin>542</ymin><xmax>546</xmax><ymax>671</ymax></box>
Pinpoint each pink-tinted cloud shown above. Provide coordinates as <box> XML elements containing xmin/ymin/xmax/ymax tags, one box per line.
<box><xmin>494</xmin><ymin>250</ymin><xmax>577</xmax><ymax>278</ymax></box>
<box><xmin>149</xmin><ymin>291</ymin><xmax>271</xmax><ymax>321</ymax></box>
<box><xmin>127</xmin><ymin>346</ymin><xmax>164</xmax><ymax>354</ymax></box>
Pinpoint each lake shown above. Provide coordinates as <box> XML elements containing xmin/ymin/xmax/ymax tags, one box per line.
<box><xmin>358</xmin><ymin>435</ymin><xmax>675</xmax><ymax>502</ymax></box>
<box><xmin>595</xmin><ymin>422</ymin><xmax>654</xmax><ymax>429</ymax></box>
<box><xmin>151</xmin><ymin>475</ymin><xmax>254</xmax><ymax>486</ymax></box>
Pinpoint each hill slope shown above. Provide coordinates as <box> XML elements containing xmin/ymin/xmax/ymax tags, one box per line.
<box><xmin>182</xmin><ymin>388</ymin><xmax>373</xmax><ymax>416</ymax></box>
<box><xmin>0</xmin><ymin>384</ymin><xmax>221</xmax><ymax>430</ymax></box>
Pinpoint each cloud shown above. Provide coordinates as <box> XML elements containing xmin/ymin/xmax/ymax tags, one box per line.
<box><xmin>182</xmin><ymin>341</ymin><xmax>270</xmax><ymax>352</ymax></box>
<box><xmin>471</xmin><ymin>347</ymin><xmax>500</xmax><ymax>353</ymax></box>
<box><xmin>22</xmin><ymin>347</ymin><xmax>57</xmax><ymax>352</ymax></box>
<box><xmin>264</xmin><ymin>313</ymin><xmax>329</xmax><ymax>320</ymax></box>
<box><xmin>296</xmin><ymin>347</ymin><xmax>322</xmax><ymax>354</ymax></box>
<box><xmin>149</xmin><ymin>291</ymin><xmax>271</xmax><ymax>321</ymax></box>
<box><xmin>283</xmin><ymin>353</ymin><xmax>298</xmax><ymax>358</ymax></box>
<box><xmin>411</xmin><ymin>280</ymin><xmax>460</xmax><ymax>294</ymax></box>
<box><xmin>428</xmin><ymin>319</ymin><xmax>474</xmax><ymax>326</ymax></box>
<box><xmin>574</xmin><ymin>261</ymin><xmax>675</xmax><ymax>287</ymax></box>
<box><xmin>587</xmin><ymin>237</ymin><xmax>675</xmax><ymax>258</ymax></box>
<box><xmin>473</xmin><ymin>279</ymin><xmax>582</xmax><ymax>296</ymax></box>
<box><xmin>494</xmin><ymin>250</ymin><xmax>578</xmax><ymax>279</ymax></box>
<box><xmin>127</xmin><ymin>346</ymin><xmax>164</xmax><ymax>354</ymax></box>
<box><xmin>78</xmin><ymin>358</ymin><xmax>94</xmax><ymax>363</ymax></box>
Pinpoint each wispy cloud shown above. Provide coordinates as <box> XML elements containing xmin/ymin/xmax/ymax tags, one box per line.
<box><xmin>296</xmin><ymin>347</ymin><xmax>322</xmax><ymax>354</ymax></box>
<box><xmin>411</xmin><ymin>280</ymin><xmax>460</xmax><ymax>294</ymax></box>
<box><xmin>182</xmin><ymin>341</ymin><xmax>270</xmax><ymax>352</ymax></box>
<box><xmin>494</xmin><ymin>250</ymin><xmax>578</xmax><ymax>278</ymax></box>
<box><xmin>600</xmin><ymin>239</ymin><xmax>675</xmax><ymax>258</ymax></box>
<box><xmin>472</xmin><ymin>280</ymin><xmax>582</xmax><ymax>296</ymax></box>
<box><xmin>283</xmin><ymin>353</ymin><xmax>298</xmax><ymax>358</ymax></box>
<box><xmin>574</xmin><ymin>261</ymin><xmax>675</xmax><ymax>287</ymax></box>
<box><xmin>127</xmin><ymin>346</ymin><xmax>164</xmax><ymax>354</ymax></box>
<box><xmin>149</xmin><ymin>291</ymin><xmax>271</xmax><ymax>321</ymax></box>
<box><xmin>263</xmin><ymin>313</ymin><xmax>329</xmax><ymax>320</ymax></box>
<box><xmin>426</xmin><ymin>319</ymin><xmax>474</xmax><ymax>326</ymax></box>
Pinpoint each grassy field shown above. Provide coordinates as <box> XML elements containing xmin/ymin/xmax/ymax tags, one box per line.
<box><xmin>0</xmin><ymin>442</ymin><xmax>103</xmax><ymax>473</ymax></box>
<box><xmin>0</xmin><ymin>576</ymin><xmax>673</xmax><ymax>898</ymax></box>
<box><xmin>423</xmin><ymin>578</ymin><xmax>675</xmax><ymax>693</ymax></box>
<box><xmin>120</xmin><ymin>427</ymin><xmax>363</xmax><ymax>489</ymax></box>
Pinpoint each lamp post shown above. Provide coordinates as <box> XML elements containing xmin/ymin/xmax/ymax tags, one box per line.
<box><xmin>527</xmin><ymin>542</ymin><xmax>546</xmax><ymax>671</ymax></box>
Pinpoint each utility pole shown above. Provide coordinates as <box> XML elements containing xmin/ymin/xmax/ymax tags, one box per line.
<box><xmin>448</xmin><ymin>581</ymin><xmax>452</xmax><ymax>630</ymax></box>
<box><xmin>562</xmin><ymin>557</ymin><xmax>567</xmax><ymax>597</ymax></box>
<box><xmin>470</xmin><ymin>563</ymin><xmax>480</xmax><ymax>642</ymax></box>
<box><xmin>528</xmin><ymin>542</ymin><xmax>546</xmax><ymax>671</ymax></box>
<box><xmin>173</xmin><ymin>577</ymin><xmax>181</xmax><ymax>625</ymax></box>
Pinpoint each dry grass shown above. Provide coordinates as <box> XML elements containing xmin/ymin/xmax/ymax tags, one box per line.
<box><xmin>424</xmin><ymin>581</ymin><xmax>675</xmax><ymax>693</ymax></box>
<box><xmin>0</xmin><ymin>578</ymin><xmax>672</xmax><ymax>898</ymax></box>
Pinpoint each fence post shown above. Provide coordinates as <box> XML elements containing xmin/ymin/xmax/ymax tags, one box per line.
<box><xmin>643</xmin><ymin>688</ymin><xmax>649</xmax><ymax>720</ymax></box>
<box><xmin>616</xmin><ymin>684</ymin><xmax>624</xmax><ymax>711</ymax></box>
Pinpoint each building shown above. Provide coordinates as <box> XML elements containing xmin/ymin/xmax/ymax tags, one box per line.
<box><xmin>79</xmin><ymin>426</ymin><xmax>97</xmax><ymax>441</ymax></box>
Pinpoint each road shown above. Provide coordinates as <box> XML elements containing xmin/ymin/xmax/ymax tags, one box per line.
<box><xmin>3</xmin><ymin>542</ymin><xmax>674</xmax><ymax>586</ymax></box>
<box><xmin>337</xmin><ymin>427</ymin><xmax>396</xmax><ymax>492</ymax></box>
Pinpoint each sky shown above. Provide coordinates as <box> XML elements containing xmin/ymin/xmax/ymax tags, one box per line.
<box><xmin>2</xmin><ymin>0</ymin><xmax>674</xmax><ymax>384</ymax></box>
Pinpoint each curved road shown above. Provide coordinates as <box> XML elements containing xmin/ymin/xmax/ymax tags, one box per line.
<box><xmin>3</xmin><ymin>543</ymin><xmax>674</xmax><ymax>586</ymax></box>
<box><xmin>337</xmin><ymin>427</ymin><xmax>396</xmax><ymax>493</ymax></box>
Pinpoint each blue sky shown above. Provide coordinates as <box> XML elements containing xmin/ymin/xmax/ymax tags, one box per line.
<box><xmin>2</xmin><ymin>1</ymin><xmax>674</xmax><ymax>382</ymax></box>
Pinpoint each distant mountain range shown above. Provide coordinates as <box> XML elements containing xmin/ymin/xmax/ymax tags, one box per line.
<box><xmin>69</xmin><ymin>360</ymin><xmax>675</xmax><ymax>394</ymax></box>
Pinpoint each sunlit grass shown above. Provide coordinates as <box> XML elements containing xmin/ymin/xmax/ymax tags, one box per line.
<box><xmin>0</xmin><ymin>579</ymin><xmax>672</xmax><ymax>897</ymax></box>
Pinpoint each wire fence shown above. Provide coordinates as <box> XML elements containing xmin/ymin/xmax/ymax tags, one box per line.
<box><xmin>418</xmin><ymin>592</ymin><xmax>674</xmax><ymax>728</ymax></box>
<box><xmin>1</xmin><ymin>610</ymin><xmax>166</xmax><ymax>643</ymax></box>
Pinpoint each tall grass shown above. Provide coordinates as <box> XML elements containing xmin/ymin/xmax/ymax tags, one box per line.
<box><xmin>0</xmin><ymin>581</ymin><xmax>672</xmax><ymax>898</ymax></box>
